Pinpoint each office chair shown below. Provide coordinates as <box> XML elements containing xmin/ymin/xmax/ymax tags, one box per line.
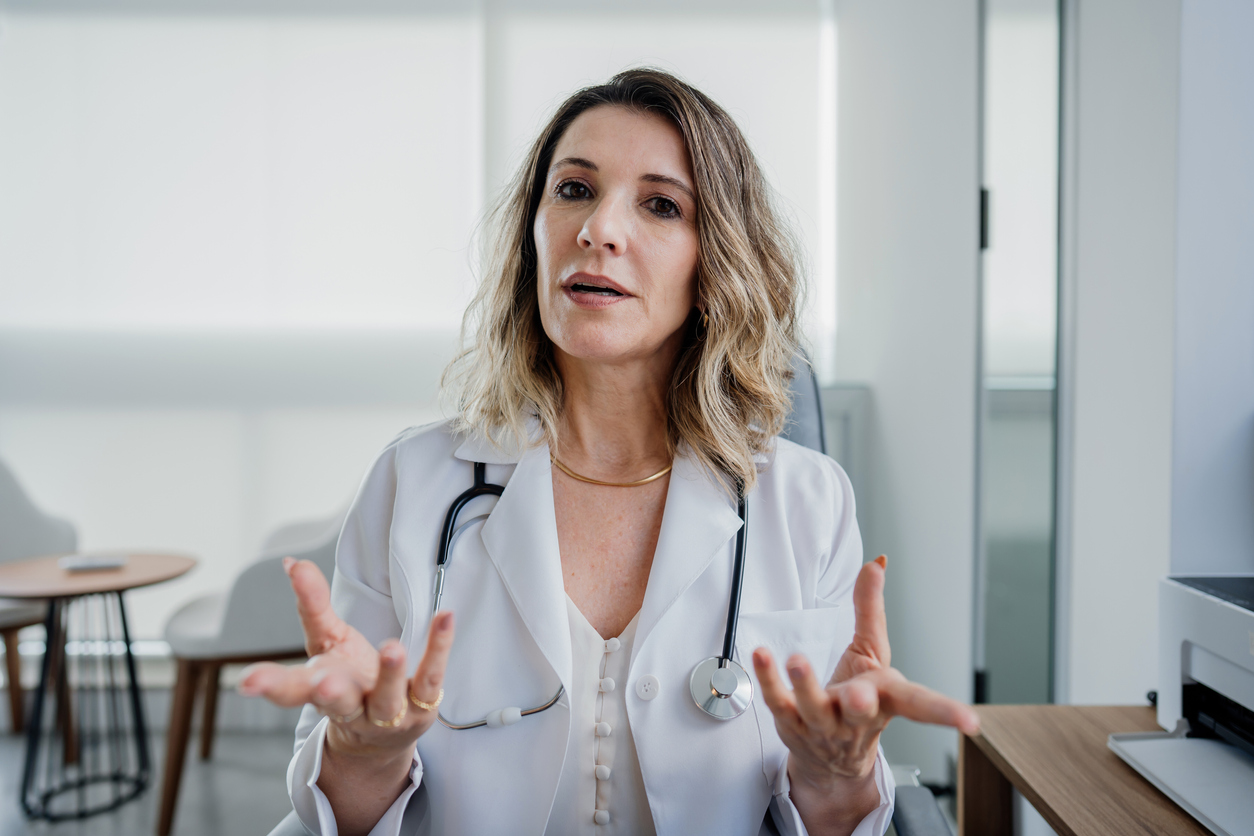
<box><xmin>157</xmin><ymin>510</ymin><xmax>344</xmax><ymax>836</ymax></box>
<box><xmin>0</xmin><ymin>459</ymin><xmax>77</xmax><ymax>733</ymax></box>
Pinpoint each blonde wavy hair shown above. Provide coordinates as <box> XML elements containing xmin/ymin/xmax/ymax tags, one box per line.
<box><xmin>443</xmin><ymin>68</ymin><xmax>803</xmax><ymax>493</ymax></box>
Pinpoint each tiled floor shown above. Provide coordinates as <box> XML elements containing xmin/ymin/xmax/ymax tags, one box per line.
<box><xmin>0</xmin><ymin>732</ymin><xmax>295</xmax><ymax>836</ymax></box>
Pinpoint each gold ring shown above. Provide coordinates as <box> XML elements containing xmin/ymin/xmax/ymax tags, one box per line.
<box><xmin>325</xmin><ymin>705</ymin><xmax>364</xmax><ymax>725</ymax></box>
<box><xmin>368</xmin><ymin>699</ymin><xmax>408</xmax><ymax>728</ymax></box>
<box><xmin>409</xmin><ymin>686</ymin><xmax>444</xmax><ymax>712</ymax></box>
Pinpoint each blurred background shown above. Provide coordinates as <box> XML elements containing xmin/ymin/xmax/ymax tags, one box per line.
<box><xmin>2</xmin><ymin>0</ymin><xmax>1244</xmax><ymax>832</ymax></box>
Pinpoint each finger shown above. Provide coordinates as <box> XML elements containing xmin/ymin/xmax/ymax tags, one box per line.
<box><xmin>365</xmin><ymin>640</ymin><xmax>409</xmax><ymax>726</ymax></box>
<box><xmin>786</xmin><ymin>654</ymin><xmax>836</xmax><ymax>732</ymax></box>
<box><xmin>851</xmin><ymin>557</ymin><xmax>890</xmax><ymax>667</ymax></box>
<box><xmin>238</xmin><ymin>661</ymin><xmax>320</xmax><ymax>708</ymax></box>
<box><xmin>309</xmin><ymin>667</ymin><xmax>365</xmax><ymax>720</ymax></box>
<box><xmin>834</xmin><ymin>676</ymin><xmax>881</xmax><ymax>728</ymax></box>
<box><xmin>410</xmin><ymin>611</ymin><xmax>455</xmax><ymax>705</ymax></box>
<box><xmin>286</xmin><ymin>557</ymin><xmax>350</xmax><ymax>657</ymax></box>
<box><xmin>870</xmin><ymin>672</ymin><xmax>980</xmax><ymax>734</ymax></box>
<box><xmin>751</xmin><ymin>648</ymin><xmax>799</xmax><ymax>724</ymax></box>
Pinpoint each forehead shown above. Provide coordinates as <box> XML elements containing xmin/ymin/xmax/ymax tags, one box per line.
<box><xmin>551</xmin><ymin>105</ymin><xmax>693</xmax><ymax>182</ymax></box>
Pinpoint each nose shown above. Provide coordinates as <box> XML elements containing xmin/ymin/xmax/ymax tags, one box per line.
<box><xmin>578</xmin><ymin>194</ymin><xmax>628</xmax><ymax>255</ymax></box>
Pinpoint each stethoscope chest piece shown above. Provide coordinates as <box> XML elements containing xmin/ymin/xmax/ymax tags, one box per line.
<box><xmin>690</xmin><ymin>656</ymin><xmax>753</xmax><ymax>720</ymax></box>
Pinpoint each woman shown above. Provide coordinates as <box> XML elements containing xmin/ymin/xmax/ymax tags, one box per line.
<box><xmin>240</xmin><ymin>69</ymin><xmax>978</xmax><ymax>836</ymax></box>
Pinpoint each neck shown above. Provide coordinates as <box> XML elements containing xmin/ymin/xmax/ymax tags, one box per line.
<box><xmin>553</xmin><ymin>349</ymin><xmax>675</xmax><ymax>480</ymax></box>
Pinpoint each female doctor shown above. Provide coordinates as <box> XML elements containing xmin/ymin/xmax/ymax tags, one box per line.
<box><xmin>239</xmin><ymin>69</ymin><xmax>979</xmax><ymax>836</ymax></box>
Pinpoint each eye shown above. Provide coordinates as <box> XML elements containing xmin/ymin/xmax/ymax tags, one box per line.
<box><xmin>555</xmin><ymin>179</ymin><xmax>592</xmax><ymax>200</ymax></box>
<box><xmin>646</xmin><ymin>196</ymin><xmax>681</xmax><ymax>219</ymax></box>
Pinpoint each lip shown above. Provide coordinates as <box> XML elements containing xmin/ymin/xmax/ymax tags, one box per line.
<box><xmin>560</xmin><ymin>272</ymin><xmax>633</xmax><ymax>310</ymax></box>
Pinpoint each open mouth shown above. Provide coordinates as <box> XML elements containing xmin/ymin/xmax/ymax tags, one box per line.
<box><xmin>569</xmin><ymin>282</ymin><xmax>624</xmax><ymax>297</ymax></box>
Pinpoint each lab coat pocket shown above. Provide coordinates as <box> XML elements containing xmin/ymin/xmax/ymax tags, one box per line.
<box><xmin>734</xmin><ymin>606</ymin><xmax>846</xmax><ymax>783</ymax></box>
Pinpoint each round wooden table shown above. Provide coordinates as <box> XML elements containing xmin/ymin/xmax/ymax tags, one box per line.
<box><xmin>0</xmin><ymin>552</ymin><xmax>195</xmax><ymax>821</ymax></box>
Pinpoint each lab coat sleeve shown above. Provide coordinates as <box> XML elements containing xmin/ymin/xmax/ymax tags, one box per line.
<box><xmin>287</xmin><ymin>435</ymin><xmax>421</xmax><ymax>836</ymax></box>
<box><xmin>767</xmin><ymin>748</ymin><xmax>896</xmax><ymax>836</ymax></box>
<box><xmin>762</xmin><ymin>455</ymin><xmax>894</xmax><ymax>835</ymax></box>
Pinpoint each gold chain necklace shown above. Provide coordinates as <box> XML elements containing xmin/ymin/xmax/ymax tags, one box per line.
<box><xmin>550</xmin><ymin>455</ymin><xmax>672</xmax><ymax>487</ymax></box>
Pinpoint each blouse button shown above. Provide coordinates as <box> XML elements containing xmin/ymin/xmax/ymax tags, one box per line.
<box><xmin>594</xmin><ymin>810</ymin><xmax>611</xmax><ymax>825</ymax></box>
<box><xmin>595</xmin><ymin>764</ymin><xmax>612</xmax><ymax>781</ymax></box>
<box><xmin>595</xmin><ymin>722</ymin><xmax>612</xmax><ymax>738</ymax></box>
<box><xmin>599</xmin><ymin>677</ymin><xmax>616</xmax><ymax>693</ymax></box>
<box><xmin>604</xmin><ymin>637</ymin><xmax>622</xmax><ymax>652</ymax></box>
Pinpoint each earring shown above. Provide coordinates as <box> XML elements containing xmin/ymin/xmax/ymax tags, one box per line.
<box><xmin>695</xmin><ymin>311</ymin><xmax>709</xmax><ymax>341</ymax></box>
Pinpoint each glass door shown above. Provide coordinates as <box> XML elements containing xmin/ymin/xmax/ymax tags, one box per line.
<box><xmin>975</xmin><ymin>0</ymin><xmax>1060</xmax><ymax>705</ymax></box>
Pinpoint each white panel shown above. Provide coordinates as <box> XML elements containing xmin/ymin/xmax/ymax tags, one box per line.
<box><xmin>1061</xmin><ymin>0</ymin><xmax>1179</xmax><ymax>703</ymax></box>
<box><xmin>983</xmin><ymin>1</ymin><xmax>1059</xmax><ymax>377</ymax></box>
<box><xmin>835</xmin><ymin>0</ymin><xmax>979</xmax><ymax>781</ymax></box>
<box><xmin>1170</xmin><ymin>0</ymin><xmax>1254</xmax><ymax>576</ymax></box>
<box><xmin>0</xmin><ymin>14</ymin><xmax>480</xmax><ymax>330</ymax></box>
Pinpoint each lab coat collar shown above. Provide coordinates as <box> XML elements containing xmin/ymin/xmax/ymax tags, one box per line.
<box><xmin>451</xmin><ymin>426</ymin><xmax>530</xmax><ymax>465</ymax></box>
<box><xmin>472</xmin><ymin>424</ymin><xmax>744</xmax><ymax>692</ymax></box>
<box><xmin>634</xmin><ymin>453</ymin><xmax>744</xmax><ymax>662</ymax></box>
<box><xmin>477</xmin><ymin>439</ymin><xmax>573</xmax><ymax>695</ymax></box>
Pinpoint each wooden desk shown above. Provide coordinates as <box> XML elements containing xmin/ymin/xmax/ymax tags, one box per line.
<box><xmin>959</xmin><ymin>705</ymin><xmax>1209</xmax><ymax>836</ymax></box>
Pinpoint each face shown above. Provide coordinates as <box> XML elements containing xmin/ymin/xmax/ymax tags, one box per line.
<box><xmin>534</xmin><ymin>105</ymin><xmax>699</xmax><ymax>371</ymax></box>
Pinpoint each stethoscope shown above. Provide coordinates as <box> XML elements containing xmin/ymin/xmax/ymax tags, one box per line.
<box><xmin>428</xmin><ymin>461</ymin><xmax>753</xmax><ymax>730</ymax></box>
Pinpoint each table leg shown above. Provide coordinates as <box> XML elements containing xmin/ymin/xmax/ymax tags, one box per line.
<box><xmin>958</xmin><ymin>732</ymin><xmax>1013</xmax><ymax>836</ymax></box>
<box><xmin>4</xmin><ymin>627</ymin><xmax>25</xmax><ymax>734</ymax></box>
<box><xmin>51</xmin><ymin>634</ymin><xmax>78</xmax><ymax>766</ymax></box>
<box><xmin>19</xmin><ymin>593</ymin><xmax>151</xmax><ymax>821</ymax></box>
<box><xmin>20</xmin><ymin>599</ymin><xmax>60</xmax><ymax>818</ymax></box>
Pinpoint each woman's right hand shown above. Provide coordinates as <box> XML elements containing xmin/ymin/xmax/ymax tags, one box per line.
<box><xmin>238</xmin><ymin>557</ymin><xmax>455</xmax><ymax>763</ymax></box>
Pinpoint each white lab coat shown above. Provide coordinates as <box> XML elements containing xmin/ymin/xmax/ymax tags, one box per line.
<box><xmin>288</xmin><ymin>420</ymin><xmax>895</xmax><ymax>836</ymax></box>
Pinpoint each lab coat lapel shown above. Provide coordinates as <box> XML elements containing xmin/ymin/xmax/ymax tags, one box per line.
<box><xmin>477</xmin><ymin>441</ymin><xmax>573</xmax><ymax>695</ymax></box>
<box><xmin>635</xmin><ymin>454</ymin><xmax>743</xmax><ymax>659</ymax></box>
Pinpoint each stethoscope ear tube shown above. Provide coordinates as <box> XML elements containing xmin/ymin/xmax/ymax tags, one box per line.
<box><xmin>692</xmin><ymin>490</ymin><xmax>753</xmax><ymax>720</ymax></box>
<box><xmin>720</xmin><ymin>493</ymin><xmax>748</xmax><ymax>664</ymax></box>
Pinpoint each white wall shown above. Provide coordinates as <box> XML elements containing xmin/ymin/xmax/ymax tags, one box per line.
<box><xmin>835</xmin><ymin>0</ymin><xmax>979</xmax><ymax>781</ymax></box>
<box><xmin>1056</xmin><ymin>0</ymin><xmax>1180</xmax><ymax>704</ymax></box>
<box><xmin>1170</xmin><ymin>0</ymin><xmax>1254</xmax><ymax>576</ymax></box>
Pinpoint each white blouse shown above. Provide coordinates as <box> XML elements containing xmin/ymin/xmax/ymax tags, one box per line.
<box><xmin>547</xmin><ymin>597</ymin><xmax>655</xmax><ymax>835</ymax></box>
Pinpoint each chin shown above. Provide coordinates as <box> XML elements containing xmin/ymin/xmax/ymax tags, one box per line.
<box><xmin>551</xmin><ymin>323</ymin><xmax>648</xmax><ymax>365</ymax></box>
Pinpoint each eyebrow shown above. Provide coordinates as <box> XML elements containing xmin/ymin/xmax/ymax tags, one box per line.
<box><xmin>549</xmin><ymin>157</ymin><xmax>696</xmax><ymax>202</ymax></box>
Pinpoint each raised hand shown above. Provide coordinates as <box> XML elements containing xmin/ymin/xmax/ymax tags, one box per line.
<box><xmin>238</xmin><ymin>557</ymin><xmax>454</xmax><ymax>829</ymax></box>
<box><xmin>751</xmin><ymin>556</ymin><xmax>979</xmax><ymax>836</ymax></box>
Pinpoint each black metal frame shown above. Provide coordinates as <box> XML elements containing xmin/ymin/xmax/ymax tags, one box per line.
<box><xmin>20</xmin><ymin>591</ymin><xmax>151</xmax><ymax>821</ymax></box>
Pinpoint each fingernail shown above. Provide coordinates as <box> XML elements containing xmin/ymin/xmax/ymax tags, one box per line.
<box><xmin>237</xmin><ymin>666</ymin><xmax>260</xmax><ymax>695</ymax></box>
<box><xmin>309</xmin><ymin>669</ymin><xmax>328</xmax><ymax>688</ymax></box>
<box><xmin>787</xmin><ymin>664</ymin><xmax>805</xmax><ymax>680</ymax></box>
<box><xmin>283</xmin><ymin>556</ymin><xmax>296</xmax><ymax>575</ymax></box>
<box><xmin>875</xmin><ymin>555</ymin><xmax>887</xmax><ymax>570</ymax></box>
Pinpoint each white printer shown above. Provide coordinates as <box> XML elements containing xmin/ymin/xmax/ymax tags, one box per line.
<box><xmin>1109</xmin><ymin>576</ymin><xmax>1254</xmax><ymax>836</ymax></box>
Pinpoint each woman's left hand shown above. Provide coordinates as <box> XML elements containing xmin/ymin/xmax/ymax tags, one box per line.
<box><xmin>752</xmin><ymin>556</ymin><xmax>980</xmax><ymax>836</ymax></box>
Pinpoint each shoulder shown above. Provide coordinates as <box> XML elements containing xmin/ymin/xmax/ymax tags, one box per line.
<box><xmin>350</xmin><ymin>419</ymin><xmax>471</xmax><ymax>505</ymax></box>
<box><xmin>755</xmin><ymin>436</ymin><xmax>855</xmax><ymax>519</ymax></box>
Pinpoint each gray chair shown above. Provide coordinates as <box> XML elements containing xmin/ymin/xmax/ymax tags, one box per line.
<box><xmin>267</xmin><ymin>354</ymin><xmax>950</xmax><ymax>836</ymax></box>
<box><xmin>158</xmin><ymin>509</ymin><xmax>344</xmax><ymax>836</ymax></box>
<box><xmin>0</xmin><ymin>459</ymin><xmax>77</xmax><ymax>733</ymax></box>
